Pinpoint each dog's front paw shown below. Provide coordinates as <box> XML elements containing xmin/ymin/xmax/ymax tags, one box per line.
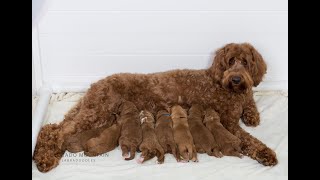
<box><xmin>256</xmin><ymin>148</ymin><xmax>278</xmax><ymax>166</ymax></box>
<box><xmin>242</xmin><ymin>112</ymin><xmax>260</xmax><ymax>127</ymax></box>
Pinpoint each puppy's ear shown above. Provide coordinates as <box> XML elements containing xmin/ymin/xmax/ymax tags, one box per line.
<box><xmin>210</xmin><ymin>44</ymin><xmax>229</xmax><ymax>83</ymax></box>
<box><xmin>246</xmin><ymin>43</ymin><xmax>267</xmax><ymax>86</ymax></box>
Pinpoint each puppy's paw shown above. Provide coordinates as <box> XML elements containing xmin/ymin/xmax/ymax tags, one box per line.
<box><xmin>192</xmin><ymin>159</ymin><xmax>199</xmax><ymax>162</ymax></box>
<box><xmin>137</xmin><ymin>156</ymin><xmax>144</xmax><ymax>164</ymax></box>
<box><xmin>209</xmin><ymin>148</ymin><xmax>223</xmax><ymax>158</ymax></box>
<box><xmin>156</xmin><ymin>160</ymin><xmax>164</xmax><ymax>164</ymax></box>
<box><xmin>122</xmin><ymin>153</ymin><xmax>130</xmax><ymax>159</ymax></box>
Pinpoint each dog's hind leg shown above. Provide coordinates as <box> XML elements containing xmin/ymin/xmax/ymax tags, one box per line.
<box><xmin>169</xmin><ymin>143</ymin><xmax>179</xmax><ymax>162</ymax></box>
<box><xmin>33</xmin><ymin>124</ymin><xmax>65</xmax><ymax>172</ymax></box>
<box><xmin>125</xmin><ymin>145</ymin><xmax>137</xmax><ymax>160</ymax></box>
<box><xmin>121</xmin><ymin>144</ymin><xmax>130</xmax><ymax>159</ymax></box>
<box><xmin>137</xmin><ymin>147</ymin><xmax>148</xmax><ymax>163</ymax></box>
<box><xmin>155</xmin><ymin>145</ymin><xmax>165</xmax><ymax>164</ymax></box>
<box><xmin>34</xmin><ymin>101</ymin><xmax>83</xmax><ymax>172</ymax></box>
<box><xmin>178</xmin><ymin>145</ymin><xmax>189</xmax><ymax>162</ymax></box>
<box><xmin>190</xmin><ymin>145</ymin><xmax>198</xmax><ymax>162</ymax></box>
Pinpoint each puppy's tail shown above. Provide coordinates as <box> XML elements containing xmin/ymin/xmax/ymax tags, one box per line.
<box><xmin>125</xmin><ymin>145</ymin><xmax>137</xmax><ymax>160</ymax></box>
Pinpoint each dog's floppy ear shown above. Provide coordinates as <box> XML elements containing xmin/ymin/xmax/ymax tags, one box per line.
<box><xmin>245</xmin><ymin>43</ymin><xmax>267</xmax><ymax>86</ymax></box>
<box><xmin>210</xmin><ymin>44</ymin><xmax>230</xmax><ymax>83</ymax></box>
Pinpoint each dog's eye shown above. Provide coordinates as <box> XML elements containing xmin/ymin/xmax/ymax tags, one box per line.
<box><xmin>242</xmin><ymin>60</ymin><xmax>247</xmax><ymax>66</ymax></box>
<box><xmin>229</xmin><ymin>57</ymin><xmax>235</xmax><ymax>65</ymax></box>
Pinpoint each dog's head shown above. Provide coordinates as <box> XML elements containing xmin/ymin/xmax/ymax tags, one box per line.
<box><xmin>117</xmin><ymin>101</ymin><xmax>138</xmax><ymax>115</ymax></box>
<box><xmin>210</xmin><ymin>43</ymin><xmax>267</xmax><ymax>92</ymax></box>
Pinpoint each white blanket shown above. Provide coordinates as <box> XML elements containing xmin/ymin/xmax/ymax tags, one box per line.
<box><xmin>32</xmin><ymin>91</ymin><xmax>288</xmax><ymax>180</ymax></box>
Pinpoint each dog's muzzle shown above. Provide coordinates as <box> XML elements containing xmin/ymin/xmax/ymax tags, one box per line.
<box><xmin>231</xmin><ymin>76</ymin><xmax>241</xmax><ymax>84</ymax></box>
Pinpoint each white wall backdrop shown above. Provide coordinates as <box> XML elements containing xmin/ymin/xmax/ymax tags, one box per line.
<box><xmin>32</xmin><ymin>0</ymin><xmax>288</xmax><ymax>93</ymax></box>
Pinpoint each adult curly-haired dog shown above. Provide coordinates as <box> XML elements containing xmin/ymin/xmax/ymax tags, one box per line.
<box><xmin>34</xmin><ymin>43</ymin><xmax>277</xmax><ymax>172</ymax></box>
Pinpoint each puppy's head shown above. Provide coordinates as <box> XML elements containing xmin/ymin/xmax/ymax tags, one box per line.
<box><xmin>203</xmin><ymin>108</ymin><xmax>220</xmax><ymax>123</ymax></box>
<box><xmin>210</xmin><ymin>43</ymin><xmax>267</xmax><ymax>92</ymax></box>
<box><xmin>170</xmin><ymin>105</ymin><xmax>188</xmax><ymax>119</ymax></box>
<box><xmin>188</xmin><ymin>104</ymin><xmax>205</xmax><ymax>118</ymax></box>
<box><xmin>118</xmin><ymin>101</ymin><xmax>137</xmax><ymax>115</ymax></box>
<box><xmin>156</xmin><ymin>110</ymin><xmax>170</xmax><ymax>120</ymax></box>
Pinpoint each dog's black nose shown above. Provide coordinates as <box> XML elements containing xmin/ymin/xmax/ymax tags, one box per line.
<box><xmin>232</xmin><ymin>76</ymin><xmax>241</xmax><ymax>84</ymax></box>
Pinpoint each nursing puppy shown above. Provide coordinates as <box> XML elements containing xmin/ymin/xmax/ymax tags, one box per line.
<box><xmin>188</xmin><ymin>104</ymin><xmax>223</xmax><ymax>157</ymax></box>
<box><xmin>63</xmin><ymin>125</ymin><xmax>107</xmax><ymax>153</ymax></box>
<box><xmin>137</xmin><ymin>110</ymin><xmax>165</xmax><ymax>164</ymax></box>
<box><xmin>171</xmin><ymin>105</ymin><xmax>198</xmax><ymax>162</ymax></box>
<box><xmin>118</xmin><ymin>101</ymin><xmax>143</xmax><ymax>160</ymax></box>
<box><xmin>155</xmin><ymin>110</ymin><xmax>179</xmax><ymax>162</ymax></box>
<box><xmin>84</xmin><ymin>122</ymin><xmax>121</xmax><ymax>157</ymax></box>
<box><xmin>204</xmin><ymin>108</ymin><xmax>242</xmax><ymax>157</ymax></box>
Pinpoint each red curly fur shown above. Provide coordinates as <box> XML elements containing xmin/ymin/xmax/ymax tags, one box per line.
<box><xmin>33</xmin><ymin>43</ymin><xmax>277</xmax><ymax>172</ymax></box>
